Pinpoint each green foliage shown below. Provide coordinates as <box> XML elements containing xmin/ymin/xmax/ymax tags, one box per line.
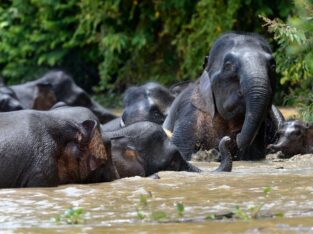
<box><xmin>260</xmin><ymin>0</ymin><xmax>313</xmax><ymax>108</ymax></box>
<box><xmin>176</xmin><ymin>202</ymin><xmax>185</xmax><ymax>217</ymax></box>
<box><xmin>53</xmin><ymin>207</ymin><xmax>88</xmax><ymax>225</ymax></box>
<box><xmin>135</xmin><ymin>192</ymin><xmax>186</xmax><ymax>222</ymax></box>
<box><xmin>0</xmin><ymin>0</ymin><xmax>294</xmax><ymax>94</ymax></box>
<box><xmin>233</xmin><ymin>186</ymin><xmax>284</xmax><ymax>221</ymax></box>
<box><xmin>135</xmin><ymin>192</ymin><xmax>168</xmax><ymax>222</ymax></box>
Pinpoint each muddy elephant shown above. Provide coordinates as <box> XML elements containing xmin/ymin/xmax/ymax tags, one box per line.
<box><xmin>121</xmin><ymin>82</ymin><xmax>175</xmax><ymax>126</ymax></box>
<box><xmin>10</xmin><ymin>71</ymin><xmax>116</xmax><ymax>123</ymax></box>
<box><xmin>0</xmin><ymin>78</ymin><xmax>23</xmax><ymax>112</ymax></box>
<box><xmin>268</xmin><ymin>120</ymin><xmax>313</xmax><ymax>157</ymax></box>
<box><xmin>0</xmin><ymin>107</ymin><xmax>119</xmax><ymax>188</ymax></box>
<box><xmin>164</xmin><ymin>32</ymin><xmax>280</xmax><ymax>160</ymax></box>
<box><xmin>102</xmin><ymin>121</ymin><xmax>233</xmax><ymax>178</ymax></box>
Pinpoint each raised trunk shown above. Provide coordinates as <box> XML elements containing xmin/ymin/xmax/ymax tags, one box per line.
<box><xmin>215</xmin><ymin>136</ymin><xmax>232</xmax><ymax>172</ymax></box>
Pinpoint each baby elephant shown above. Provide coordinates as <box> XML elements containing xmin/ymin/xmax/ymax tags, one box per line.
<box><xmin>268</xmin><ymin>120</ymin><xmax>313</xmax><ymax>158</ymax></box>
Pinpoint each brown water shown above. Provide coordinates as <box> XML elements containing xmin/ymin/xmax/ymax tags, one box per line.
<box><xmin>1</xmin><ymin>154</ymin><xmax>313</xmax><ymax>233</ymax></box>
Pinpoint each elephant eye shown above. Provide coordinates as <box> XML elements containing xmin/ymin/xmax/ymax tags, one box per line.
<box><xmin>223</xmin><ymin>61</ymin><xmax>234</xmax><ymax>72</ymax></box>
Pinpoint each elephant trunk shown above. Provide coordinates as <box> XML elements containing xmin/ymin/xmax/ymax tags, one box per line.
<box><xmin>236</xmin><ymin>66</ymin><xmax>272</xmax><ymax>151</ymax></box>
<box><xmin>215</xmin><ymin>136</ymin><xmax>232</xmax><ymax>172</ymax></box>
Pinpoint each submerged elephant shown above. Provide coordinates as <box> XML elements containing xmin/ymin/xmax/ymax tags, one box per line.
<box><xmin>10</xmin><ymin>71</ymin><xmax>116</xmax><ymax>123</ymax></box>
<box><xmin>164</xmin><ymin>32</ymin><xmax>280</xmax><ymax>160</ymax></box>
<box><xmin>0</xmin><ymin>78</ymin><xmax>23</xmax><ymax>112</ymax></box>
<box><xmin>268</xmin><ymin>120</ymin><xmax>313</xmax><ymax>157</ymax></box>
<box><xmin>121</xmin><ymin>82</ymin><xmax>175</xmax><ymax>126</ymax></box>
<box><xmin>0</xmin><ymin>107</ymin><xmax>119</xmax><ymax>188</ymax></box>
<box><xmin>102</xmin><ymin>121</ymin><xmax>232</xmax><ymax>178</ymax></box>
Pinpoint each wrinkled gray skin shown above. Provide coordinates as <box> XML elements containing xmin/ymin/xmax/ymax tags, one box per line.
<box><xmin>101</xmin><ymin>117</ymin><xmax>124</xmax><ymax>132</ymax></box>
<box><xmin>102</xmin><ymin>121</ymin><xmax>232</xmax><ymax>178</ymax></box>
<box><xmin>11</xmin><ymin>71</ymin><xmax>116</xmax><ymax>123</ymax></box>
<box><xmin>121</xmin><ymin>82</ymin><xmax>175</xmax><ymax>126</ymax></box>
<box><xmin>164</xmin><ymin>33</ymin><xmax>280</xmax><ymax>160</ymax></box>
<box><xmin>0</xmin><ymin>107</ymin><xmax>119</xmax><ymax>188</ymax></box>
<box><xmin>102</xmin><ymin>122</ymin><xmax>200</xmax><ymax>178</ymax></box>
<box><xmin>268</xmin><ymin>120</ymin><xmax>313</xmax><ymax>157</ymax></box>
<box><xmin>0</xmin><ymin>78</ymin><xmax>23</xmax><ymax>112</ymax></box>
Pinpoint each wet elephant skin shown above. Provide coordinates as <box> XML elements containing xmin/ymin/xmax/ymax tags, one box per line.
<box><xmin>0</xmin><ymin>107</ymin><xmax>119</xmax><ymax>188</ymax></box>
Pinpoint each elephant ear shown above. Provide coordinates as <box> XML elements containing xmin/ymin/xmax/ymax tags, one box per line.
<box><xmin>191</xmin><ymin>70</ymin><xmax>216</xmax><ymax>118</ymax></box>
<box><xmin>78</xmin><ymin>120</ymin><xmax>108</xmax><ymax>171</ymax></box>
<box><xmin>32</xmin><ymin>83</ymin><xmax>57</xmax><ymax>110</ymax></box>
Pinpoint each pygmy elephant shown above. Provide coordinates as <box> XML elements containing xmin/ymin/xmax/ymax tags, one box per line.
<box><xmin>121</xmin><ymin>82</ymin><xmax>175</xmax><ymax>126</ymax></box>
<box><xmin>0</xmin><ymin>107</ymin><xmax>119</xmax><ymax>188</ymax></box>
<box><xmin>10</xmin><ymin>71</ymin><xmax>116</xmax><ymax>123</ymax></box>
<box><xmin>101</xmin><ymin>121</ymin><xmax>232</xmax><ymax>178</ymax></box>
<box><xmin>164</xmin><ymin>32</ymin><xmax>280</xmax><ymax>160</ymax></box>
<box><xmin>268</xmin><ymin>120</ymin><xmax>313</xmax><ymax>157</ymax></box>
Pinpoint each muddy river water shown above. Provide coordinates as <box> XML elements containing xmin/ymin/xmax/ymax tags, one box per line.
<box><xmin>1</xmin><ymin>153</ymin><xmax>313</xmax><ymax>233</ymax></box>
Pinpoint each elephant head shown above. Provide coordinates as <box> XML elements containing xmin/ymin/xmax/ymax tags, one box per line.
<box><xmin>195</xmin><ymin>33</ymin><xmax>276</xmax><ymax>152</ymax></box>
<box><xmin>0</xmin><ymin>77</ymin><xmax>23</xmax><ymax>112</ymax></box>
<box><xmin>103</xmin><ymin>121</ymin><xmax>201</xmax><ymax>177</ymax></box>
<box><xmin>268</xmin><ymin>120</ymin><xmax>313</xmax><ymax>157</ymax></box>
<box><xmin>121</xmin><ymin>82</ymin><xmax>175</xmax><ymax>126</ymax></box>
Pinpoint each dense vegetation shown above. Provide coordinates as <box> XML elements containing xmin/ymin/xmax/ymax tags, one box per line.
<box><xmin>0</xmin><ymin>0</ymin><xmax>311</xmax><ymax>110</ymax></box>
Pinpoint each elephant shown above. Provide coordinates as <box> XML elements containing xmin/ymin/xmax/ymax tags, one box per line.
<box><xmin>101</xmin><ymin>117</ymin><xmax>124</xmax><ymax>132</ymax></box>
<box><xmin>0</xmin><ymin>107</ymin><xmax>119</xmax><ymax>188</ymax></box>
<box><xmin>10</xmin><ymin>70</ymin><xmax>116</xmax><ymax>123</ymax></box>
<box><xmin>268</xmin><ymin>120</ymin><xmax>313</xmax><ymax>157</ymax></box>
<box><xmin>0</xmin><ymin>78</ymin><xmax>23</xmax><ymax>112</ymax></box>
<box><xmin>102</xmin><ymin>121</ymin><xmax>233</xmax><ymax>178</ymax></box>
<box><xmin>32</xmin><ymin>83</ymin><xmax>57</xmax><ymax>110</ymax></box>
<box><xmin>121</xmin><ymin>82</ymin><xmax>175</xmax><ymax>126</ymax></box>
<box><xmin>169</xmin><ymin>80</ymin><xmax>194</xmax><ymax>97</ymax></box>
<box><xmin>164</xmin><ymin>32</ymin><xmax>281</xmax><ymax>160</ymax></box>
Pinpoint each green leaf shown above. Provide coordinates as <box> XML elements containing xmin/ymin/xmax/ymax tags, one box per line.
<box><xmin>176</xmin><ymin>202</ymin><xmax>185</xmax><ymax>217</ymax></box>
<box><xmin>151</xmin><ymin>211</ymin><xmax>168</xmax><ymax>221</ymax></box>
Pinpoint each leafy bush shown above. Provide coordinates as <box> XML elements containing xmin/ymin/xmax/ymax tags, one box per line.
<box><xmin>0</xmin><ymin>0</ymin><xmax>294</xmax><ymax>95</ymax></box>
<box><xmin>260</xmin><ymin>0</ymin><xmax>313</xmax><ymax>110</ymax></box>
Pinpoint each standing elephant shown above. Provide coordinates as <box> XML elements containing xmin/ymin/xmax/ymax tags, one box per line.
<box><xmin>164</xmin><ymin>32</ymin><xmax>280</xmax><ymax>160</ymax></box>
<box><xmin>0</xmin><ymin>107</ymin><xmax>119</xmax><ymax>188</ymax></box>
<box><xmin>10</xmin><ymin>71</ymin><xmax>116</xmax><ymax>123</ymax></box>
<box><xmin>121</xmin><ymin>82</ymin><xmax>175</xmax><ymax>126</ymax></box>
<box><xmin>268</xmin><ymin>120</ymin><xmax>313</xmax><ymax>157</ymax></box>
<box><xmin>102</xmin><ymin>121</ymin><xmax>232</xmax><ymax>178</ymax></box>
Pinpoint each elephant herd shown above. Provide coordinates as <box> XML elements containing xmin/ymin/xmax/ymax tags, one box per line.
<box><xmin>0</xmin><ymin>32</ymin><xmax>311</xmax><ymax>188</ymax></box>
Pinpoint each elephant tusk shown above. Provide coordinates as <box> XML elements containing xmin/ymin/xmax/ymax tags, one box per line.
<box><xmin>120</xmin><ymin>118</ymin><xmax>125</xmax><ymax>127</ymax></box>
<box><xmin>163</xmin><ymin>128</ymin><xmax>173</xmax><ymax>139</ymax></box>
